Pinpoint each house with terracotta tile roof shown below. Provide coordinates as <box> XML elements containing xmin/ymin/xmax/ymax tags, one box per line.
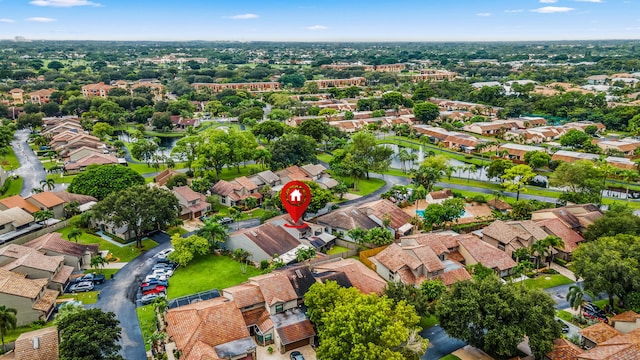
<box><xmin>536</xmin><ymin>218</ymin><xmax>585</xmax><ymax>261</ymax></box>
<box><xmin>358</xmin><ymin>199</ymin><xmax>414</xmax><ymax>237</ymax></box>
<box><xmin>580</xmin><ymin>322</ymin><xmax>621</xmax><ymax>349</ymax></box>
<box><xmin>26</xmin><ymin>88</ymin><xmax>54</xmax><ymax>105</ymax></box>
<box><xmin>211</xmin><ymin>176</ymin><xmax>261</xmax><ymax>207</ymax></box>
<box><xmin>0</xmin><ymin>269</ymin><xmax>57</xmax><ymax>326</ymax></box>
<box><xmin>81</xmin><ymin>82</ymin><xmax>113</xmax><ymax>98</ymax></box>
<box><xmin>165</xmin><ymin>297</ymin><xmax>257</xmax><ymax>360</ymax></box>
<box><xmin>457</xmin><ymin>234</ymin><xmax>516</xmax><ymax>277</ymax></box>
<box><xmin>24</xmin><ymin>232</ymin><xmax>99</xmax><ymax>270</ymax></box>
<box><xmin>248</xmin><ymin>170</ymin><xmax>281</xmax><ymax>189</ymax></box>
<box><xmin>65</xmin><ymin>146</ymin><xmax>103</xmax><ymax>163</ymax></box>
<box><xmin>499</xmin><ymin>143</ymin><xmax>546</xmax><ymax>161</ymax></box>
<box><xmin>26</xmin><ymin>192</ymin><xmax>66</xmax><ymax>219</ymax></box>
<box><xmin>610</xmin><ymin>311</ymin><xmax>640</xmax><ymax>334</ymax></box>
<box><xmin>544</xmin><ymin>338</ymin><xmax>584</xmax><ymax>360</ymax></box>
<box><xmin>481</xmin><ymin>220</ymin><xmax>548</xmax><ymax>258</ymax></box>
<box><xmin>426</xmin><ymin>189</ymin><xmax>453</xmax><ymax>204</ymax></box>
<box><xmin>313</xmin><ymin>258</ymin><xmax>388</xmax><ymax>295</ymax></box>
<box><xmin>531</xmin><ymin>204</ymin><xmax>603</xmax><ymax>234</ymax></box>
<box><xmin>0</xmin><ymin>326</ymin><xmax>59</xmax><ymax>360</ymax></box>
<box><xmin>0</xmin><ymin>244</ymin><xmax>73</xmax><ymax>293</ymax></box>
<box><xmin>0</xmin><ymin>195</ymin><xmax>40</xmax><ymax>214</ymax></box>
<box><xmin>315</xmin><ymin>205</ymin><xmax>380</xmax><ymax>240</ymax></box>
<box><xmin>154</xmin><ymin>168</ymin><xmax>183</xmax><ymax>187</ymax></box>
<box><xmin>172</xmin><ymin>186</ymin><xmax>211</xmax><ymax>220</ymax></box>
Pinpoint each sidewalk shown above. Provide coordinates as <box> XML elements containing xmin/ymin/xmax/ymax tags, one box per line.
<box><xmin>550</xmin><ymin>262</ymin><xmax>577</xmax><ymax>281</ymax></box>
<box><xmin>103</xmin><ymin>262</ymin><xmax>128</xmax><ymax>269</ymax></box>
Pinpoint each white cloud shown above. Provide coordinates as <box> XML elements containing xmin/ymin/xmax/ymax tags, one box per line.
<box><xmin>540</xmin><ymin>0</ymin><xmax>558</xmax><ymax>3</ymax></box>
<box><xmin>0</xmin><ymin>18</ymin><xmax>15</xmax><ymax>23</ymax></box>
<box><xmin>30</xmin><ymin>0</ymin><xmax>101</xmax><ymax>7</ymax></box>
<box><xmin>305</xmin><ymin>25</ymin><xmax>328</xmax><ymax>30</ymax></box>
<box><xmin>25</xmin><ymin>17</ymin><xmax>56</xmax><ymax>22</ymax></box>
<box><xmin>504</xmin><ymin>9</ymin><xmax>524</xmax><ymax>13</ymax></box>
<box><xmin>476</xmin><ymin>12</ymin><xmax>491</xmax><ymax>16</ymax></box>
<box><xmin>226</xmin><ymin>13</ymin><xmax>259</xmax><ymax>20</ymax></box>
<box><xmin>575</xmin><ymin>0</ymin><xmax>604</xmax><ymax>2</ymax></box>
<box><xmin>531</xmin><ymin>6</ymin><xmax>575</xmax><ymax>13</ymax></box>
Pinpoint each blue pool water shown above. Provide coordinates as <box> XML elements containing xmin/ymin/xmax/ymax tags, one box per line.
<box><xmin>416</xmin><ymin>209</ymin><xmax>472</xmax><ymax>218</ymax></box>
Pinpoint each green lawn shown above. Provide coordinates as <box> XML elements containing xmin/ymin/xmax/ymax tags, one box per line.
<box><xmin>420</xmin><ymin>314</ymin><xmax>439</xmax><ymax>329</ymax></box>
<box><xmin>217</xmin><ymin>165</ymin><xmax>263</xmax><ymax>181</ymax></box>
<box><xmin>136</xmin><ymin>304</ymin><xmax>156</xmax><ymax>351</ymax></box>
<box><xmin>557</xmin><ymin>310</ymin><xmax>573</xmax><ymax>322</ymax></box>
<box><xmin>317</xmin><ymin>153</ymin><xmax>333</xmax><ymax>163</ymax></box>
<box><xmin>350</xmin><ymin>178</ymin><xmax>386</xmax><ymax>196</ymax></box>
<box><xmin>127</xmin><ymin>161</ymin><xmax>187</xmax><ymax>175</ymax></box>
<box><xmin>166</xmin><ymin>255</ymin><xmax>262</xmax><ymax>299</ymax></box>
<box><xmin>84</xmin><ymin>268</ymin><xmax>119</xmax><ymax>279</ymax></box>
<box><xmin>57</xmin><ymin>224</ymin><xmax>158</xmax><ymax>262</ymax></box>
<box><xmin>1</xmin><ymin>148</ymin><xmax>20</xmax><ymax>170</ymax></box>
<box><xmin>327</xmin><ymin>246</ymin><xmax>350</xmax><ymax>255</ymax></box>
<box><xmin>439</xmin><ymin>355</ymin><xmax>461</xmax><ymax>360</ymax></box>
<box><xmin>58</xmin><ymin>291</ymin><xmax>99</xmax><ymax>304</ymax></box>
<box><xmin>0</xmin><ymin>177</ymin><xmax>23</xmax><ymax>198</ymax></box>
<box><xmin>2</xmin><ymin>322</ymin><xmax>56</xmax><ymax>343</ymax></box>
<box><xmin>522</xmin><ymin>274</ymin><xmax>574</xmax><ymax>289</ymax></box>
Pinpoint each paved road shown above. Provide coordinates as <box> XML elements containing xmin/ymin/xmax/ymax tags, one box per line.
<box><xmin>421</xmin><ymin>325</ymin><xmax>465</xmax><ymax>360</ymax></box>
<box><xmin>10</xmin><ymin>129</ymin><xmax>50</xmax><ymax>197</ymax></box>
<box><xmin>90</xmin><ymin>232</ymin><xmax>172</xmax><ymax>360</ymax></box>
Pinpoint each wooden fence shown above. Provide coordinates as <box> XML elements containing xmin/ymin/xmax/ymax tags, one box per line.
<box><xmin>359</xmin><ymin>245</ymin><xmax>389</xmax><ymax>271</ymax></box>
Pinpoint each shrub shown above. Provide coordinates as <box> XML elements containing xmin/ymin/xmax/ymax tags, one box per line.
<box><xmin>473</xmin><ymin>195</ymin><xmax>486</xmax><ymax>203</ymax></box>
<box><xmin>554</xmin><ymin>257</ymin><xmax>568</xmax><ymax>266</ymax></box>
<box><xmin>540</xmin><ymin>268</ymin><xmax>559</xmax><ymax>275</ymax></box>
<box><xmin>260</xmin><ymin>260</ymin><xmax>270</xmax><ymax>270</ymax></box>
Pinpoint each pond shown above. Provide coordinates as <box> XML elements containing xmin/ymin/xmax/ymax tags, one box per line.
<box><xmin>115</xmin><ymin>130</ymin><xmax>181</xmax><ymax>159</ymax></box>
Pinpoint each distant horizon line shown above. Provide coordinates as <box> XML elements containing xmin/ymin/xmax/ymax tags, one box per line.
<box><xmin>1</xmin><ymin>37</ymin><xmax>640</xmax><ymax>43</ymax></box>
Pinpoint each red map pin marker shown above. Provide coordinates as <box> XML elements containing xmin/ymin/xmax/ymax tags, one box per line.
<box><xmin>280</xmin><ymin>181</ymin><xmax>312</xmax><ymax>228</ymax></box>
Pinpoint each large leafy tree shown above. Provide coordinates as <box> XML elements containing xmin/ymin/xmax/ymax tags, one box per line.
<box><xmin>168</xmin><ymin>234</ymin><xmax>210</xmax><ymax>266</ymax></box>
<box><xmin>501</xmin><ymin>164</ymin><xmax>536</xmax><ymax>201</ymax></box>
<box><xmin>486</xmin><ymin>158</ymin><xmax>514</xmax><ymax>181</ymax></box>
<box><xmin>413</xmin><ymin>101</ymin><xmax>440</xmax><ymax>123</ymax></box>
<box><xmin>91</xmin><ymin>185</ymin><xmax>180</xmax><ymax>248</ymax></box>
<box><xmin>411</xmin><ymin>155</ymin><xmax>452</xmax><ymax>192</ymax></box>
<box><xmin>584</xmin><ymin>203</ymin><xmax>640</xmax><ymax>241</ymax></box>
<box><xmin>363</xmin><ymin>227</ymin><xmax>394</xmax><ymax>246</ymax></box>
<box><xmin>268</xmin><ymin>133</ymin><xmax>317</xmax><ymax>170</ymax></box>
<box><xmin>549</xmin><ymin>160</ymin><xmax>604</xmax><ymax>204</ymax></box>
<box><xmin>251</xmin><ymin>120</ymin><xmax>285</xmax><ymax>143</ymax></box>
<box><xmin>573</xmin><ymin>234</ymin><xmax>640</xmax><ymax>308</ymax></box>
<box><xmin>58</xmin><ymin>308</ymin><xmax>124</xmax><ymax>360</ymax></box>
<box><xmin>347</xmin><ymin>131</ymin><xmax>393</xmax><ymax>178</ymax></box>
<box><xmin>68</xmin><ymin>165</ymin><xmax>145</xmax><ymax>200</ymax></box>
<box><xmin>305</xmin><ymin>281</ymin><xmax>427</xmax><ymax>360</ymax></box>
<box><xmin>436</xmin><ymin>276</ymin><xmax>560</xmax><ymax>358</ymax></box>
<box><xmin>196</xmin><ymin>217</ymin><xmax>228</xmax><ymax>250</ymax></box>
<box><xmin>559</xmin><ymin>129</ymin><xmax>591</xmax><ymax>149</ymax></box>
<box><xmin>130</xmin><ymin>138</ymin><xmax>159</xmax><ymax>165</ymax></box>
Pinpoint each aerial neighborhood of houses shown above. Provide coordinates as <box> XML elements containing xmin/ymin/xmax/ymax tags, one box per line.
<box><xmin>2</xmin><ymin>41</ymin><xmax>640</xmax><ymax>360</ymax></box>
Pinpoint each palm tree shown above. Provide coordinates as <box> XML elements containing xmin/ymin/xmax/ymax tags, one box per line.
<box><xmin>64</xmin><ymin>201</ymin><xmax>81</xmax><ymax>218</ymax></box>
<box><xmin>0</xmin><ymin>305</ymin><xmax>17</xmax><ymax>352</ymax></box>
<box><xmin>31</xmin><ymin>187</ymin><xmax>43</xmax><ymax>194</ymax></box>
<box><xmin>413</xmin><ymin>185</ymin><xmax>427</xmax><ymax>220</ymax></box>
<box><xmin>233</xmin><ymin>248</ymin><xmax>252</xmax><ymax>274</ymax></box>
<box><xmin>40</xmin><ymin>178</ymin><xmax>55</xmax><ymax>191</ymax></box>
<box><xmin>148</xmin><ymin>331</ymin><xmax>167</xmax><ymax>356</ymax></box>
<box><xmin>566</xmin><ymin>284</ymin><xmax>596</xmax><ymax>312</ymax></box>
<box><xmin>541</xmin><ymin>235</ymin><xmax>565</xmax><ymax>269</ymax></box>
<box><xmin>530</xmin><ymin>240</ymin><xmax>548</xmax><ymax>272</ymax></box>
<box><xmin>513</xmin><ymin>247</ymin><xmax>531</xmax><ymax>263</ymax></box>
<box><xmin>512</xmin><ymin>260</ymin><xmax>534</xmax><ymax>288</ymax></box>
<box><xmin>347</xmin><ymin>227</ymin><xmax>368</xmax><ymax>249</ymax></box>
<box><xmin>90</xmin><ymin>255</ymin><xmax>108</xmax><ymax>273</ymax></box>
<box><xmin>398</xmin><ymin>149</ymin><xmax>410</xmax><ymax>173</ymax></box>
<box><xmin>229</xmin><ymin>207</ymin><xmax>243</xmax><ymax>231</ymax></box>
<box><xmin>463</xmin><ymin>164</ymin><xmax>477</xmax><ymax>183</ymax></box>
<box><xmin>67</xmin><ymin>227</ymin><xmax>83</xmax><ymax>243</ymax></box>
<box><xmin>244</xmin><ymin>196</ymin><xmax>258</xmax><ymax>210</ymax></box>
<box><xmin>197</xmin><ymin>218</ymin><xmax>227</xmax><ymax>250</ymax></box>
<box><xmin>618</xmin><ymin>169</ymin><xmax>639</xmax><ymax>201</ymax></box>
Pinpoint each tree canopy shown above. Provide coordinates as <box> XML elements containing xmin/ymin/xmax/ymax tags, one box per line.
<box><xmin>436</xmin><ymin>276</ymin><xmax>561</xmax><ymax>358</ymax></box>
<box><xmin>58</xmin><ymin>308</ymin><xmax>124</xmax><ymax>360</ymax></box>
<box><xmin>268</xmin><ymin>133</ymin><xmax>317</xmax><ymax>170</ymax></box>
<box><xmin>91</xmin><ymin>185</ymin><xmax>180</xmax><ymax>247</ymax></box>
<box><xmin>584</xmin><ymin>203</ymin><xmax>640</xmax><ymax>241</ymax></box>
<box><xmin>549</xmin><ymin>160</ymin><xmax>604</xmax><ymax>204</ymax></box>
<box><xmin>305</xmin><ymin>281</ymin><xmax>427</xmax><ymax>360</ymax></box>
<box><xmin>68</xmin><ymin>165</ymin><xmax>145</xmax><ymax>200</ymax></box>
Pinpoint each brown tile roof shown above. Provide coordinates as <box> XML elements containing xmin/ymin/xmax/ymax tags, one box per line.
<box><xmin>52</xmin><ymin>191</ymin><xmax>97</xmax><ymax>205</ymax></box>
<box><xmin>458</xmin><ymin>235</ymin><xmax>516</xmax><ymax>271</ymax></box>
<box><xmin>601</xmin><ymin>328</ymin><xmax>640</xmax><ymax>346</ymax></box>
<box><xmin>240</xmin><ymin>307</ymin><xmax>265</xmax><ymax>327</ymax></box>
<box><xmin>0</xmin><ymin>195</ymin><xmax>40</xmax><ymax>214</ymax></box>
<box><xmin>578</xmin><ymin>344</ymin><xmax>640</xmax><ymax>360</ymax></box>
<box><xmin>24</xmin><ymin>232</ymin><xmax>99</xmax><ymax>257</ymax></box>
<box><xmin>436</xmin><ymin>267</ymin><xmax>472</xmax><ymax>286</ymax></box>
<box><xmin>580</xmin><ymin>323</ymin><xmax>621</xmax><ymax>345</ymax></box>
<box><xmin>32</xmin><ymin>289</ymin><xmax>57</xmax><ymax>312</ymax></box>
<box><xmin>429</xmin><ymin>189</ymin><xmax>453</xmax><ymax>200</ymax></box>
<box><xmin>232</xmin><ymin>223</ymin><xmax>301</xmax><ymax>259</ymax></box>
<box><xmin>223</xmin><ymin>284</ymin><xmax>264</xmax><ymax>309</ymax></box>
<box><xmin>410</xmin><ymin>245</ymin><xmax>446</xmax><ymax>272</ymax></box>
<box><xmin>28</xmin><ymin>192</ymin><xmax>65</xmax><ymax>208</ymax></box>
<box><xmin>396</xmin><ymin>267</ymin><xmax>425</xmax><ymax>285</ymax></box>
<box><xmin>234</xmin><ymin>176</ymin><xmax>258</xmax><ymax>192</ymax></box>
<box><xmin>256</xmin><ymin>308</ymin><xmax>274</xmax><ymax>332</ymax></box>
<box><xmin>537</xmin><ymin>218</ymin><xmax>584</xmax><ymax>253</ymax></box>
<box><xmin>401</xmin><ymin>233</ymin><xmax>459</xmax><ymax>253</ymax></box>
<box><xmin>173</xmin><ymin>186</ymin><xmax>203</xmax><ymax>203</ymax></box>
<box><xmin>374</xmin><ymin>244</ymin><xmax>421</xmax><ymax>272</ymax></box>
<box><xmin>611</xmin><ymin>311</ymin><xmax>640</xmax><ymax>324</ymax></box>
<box><xmin>154</xmin><ymin>169</ymin><xmax>182</xmax><ymax>187</ymax></box>
<box><xmin>14</xmin><ymin>326</ymin><xmax>59</xmax><ymax>360</ymax></box>
<box><xmin>250</xmin><ymin>272</ymin><xmax>298</xmax><ymax>306</ymax></box>
<box><xmin>316</xmin><ymin>206</ymin><xmax>379</xmax><ymax>231</ymax></box>
<box><xmin>276</xmin><ymin>320</ymin><xmax>315</xmax><ymax>345</ymax></box>
<box><xmin>482</xmin><ymin>220</ymin><xmax>531</xmax><ymax>244</ymax></box>
<box><xmin>546</xmin><ymin>338</ymin><xmax>584</xmax><ymax>360</ymax></box>
<box><xmin>0</xmin><ymin>269</ymin><xmax>47</xmax><ymax>298</ymax></box>
<box><xmin>0</xmin><ymin>244</ymin><xmax>63</xmax><ymax>273</ymax></box>
<box><xmin>165</xmin><ymin>298</ymin><xmax>250</xmax><ymax>360</ymax></box>
<box><xmin>507</xmin><ymin>220</ymin><xmax>549</xmax><ymax>241</ymax></box>
<box><xmin>358</xmin><ymin>199</ymin><xmax>412</xmax><ymax>230</ymax></box>
<box><xmin>487</xmin><ymin>198</ymin><xmax>512</xmax><ymax>211</ymax></box>
<box><xmin>0</xmin><ymin>207</ymin><xmax>34</xmax><ymax>227</ymax></box>
<box><xmin>312</xmin><ymin>258</ymin><xmax>386</xmax><ymax>295</ymax></box>
<box><xmin>64</xmin><ymin>153</ymin><xmax>119</xmax><ymax>170</ymax></box>
<box><xmin>51</xmin><ymin>265</ymin><xmax>73</xmax><ymax>284</ymax></box>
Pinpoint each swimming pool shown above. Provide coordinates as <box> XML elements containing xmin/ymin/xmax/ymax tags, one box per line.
<box><xmin>416</xmin><ymin>209</ymin><xmax>473</xmax><ymax>218</ymax></box>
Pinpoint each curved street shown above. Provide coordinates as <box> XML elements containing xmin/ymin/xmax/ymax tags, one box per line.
<box><xmin>10</xmin><ymin>129</ymin><xmax>49</xmax><ymax>197</ymax></box>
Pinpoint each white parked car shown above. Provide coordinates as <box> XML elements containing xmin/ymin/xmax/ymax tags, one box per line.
<box><xmin>69</xmin><ymin>281</ymin><xmax>94</xmax><ymax>293</ymax></box>
<box><xmin>152</xmin><ymin>269</ymin><xmax>172</xmax><ymax>277</ymax></box>
<box><xmin>155</xmin><ymin>248</ymin><xmax>174</xmax><ymax>259</ymax></box>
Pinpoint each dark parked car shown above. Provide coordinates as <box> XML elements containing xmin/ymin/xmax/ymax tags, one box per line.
<box><xmin>77</xmin><ymin>273</ymin><xmax>106</xmax><ymax>284</ymax></box>
<box><xmin>141</xmin><ymin>279</ymin><xmax>168</xmax><ymax>288</ymax></box>
<box><xmin>289</xmin><ymin>351</ymin><xmax>305</xmax><ymax>360</ymax></box>
<box><xmin>557</xmin><ymin>319</ymin><xmax>570</xmax><ymax>333</ymax></box>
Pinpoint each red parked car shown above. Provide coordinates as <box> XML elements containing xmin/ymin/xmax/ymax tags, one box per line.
<box><xmin>142</xmin><ymin>285</ymin><xmax>166</xmax><ymax>296</ymax></box>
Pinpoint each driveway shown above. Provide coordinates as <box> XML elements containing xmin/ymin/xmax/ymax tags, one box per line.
<box><xmin>421</xmin><ymin>325</ymin><xmax>466</xmax><ymax>360</ymax></box>
<box><xmin>90</xmin><ymin>231</ymin><xmax>172</xmax><ymax>360</ymax></box>
<box><xmin>10</xmin><ymin>129</ymin><xmax>50</xmax><ymax>197</ymax></box>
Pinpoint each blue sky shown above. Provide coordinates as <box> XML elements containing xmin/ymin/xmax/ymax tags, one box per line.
<box><xmin>0</xmin><ymin>0</ymin><xmax>638</xmax><ymax>41</ymax></box>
